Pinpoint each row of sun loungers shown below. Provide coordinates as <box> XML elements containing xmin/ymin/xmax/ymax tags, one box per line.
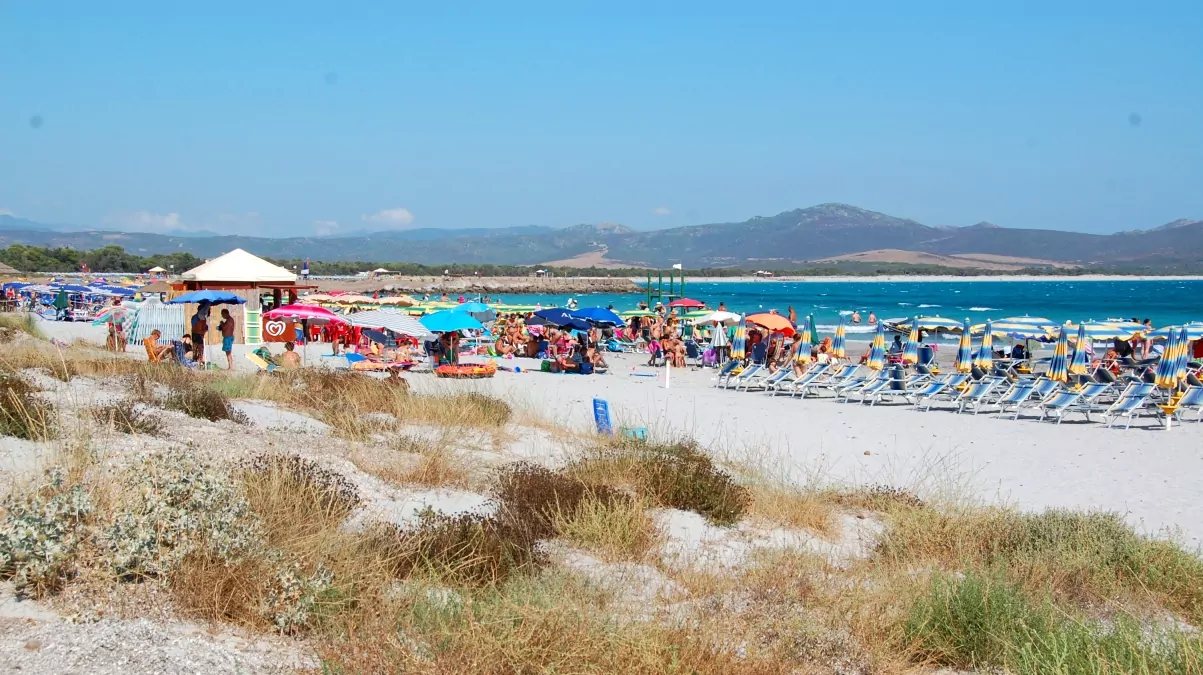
<box><xmin>715</xmin><ymin>361</ymin><xmax>1203</xmax><ymax>429</ymax></box>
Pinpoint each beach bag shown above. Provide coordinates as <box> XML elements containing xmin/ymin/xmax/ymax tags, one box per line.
<box><xmin>540</xmin><ymin>360</ymin><xmax>553</xmax><ymax>372</ymax></box>
<box><xmin>703</xmin><ymin>347</ymin><xmax>717</xmax><ymax>366</ymax></box>
<box><xmin>578</xmin><ymin>362</ymin><xmax>594</xmax><ymax>375</ymax></box>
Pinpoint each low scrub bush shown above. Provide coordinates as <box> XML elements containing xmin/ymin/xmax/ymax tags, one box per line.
<box><xmin>104</xmin><ymin>450</ymin><xmax>261</xmax><ymax>578</ymax></box>
<box><xmin>571</xmin><ymin>440</ymin><xmax>750</xmax><ymax>526</ymax></box>
<box><xmin>447</xmin><ymin>392</ymin><xmax>512</xmax><ymax>426</ymax></box>
<box><xmin>89</xmin><ymin>400</ymin><xmax>164</xmax><ymax>436</ymax></box>
<box><xmin>0</xmin><ymin>313</ymin><xmax>38</xmax><ymax>341</ymax></box>
<box><xmin>493</xmin><ymin>462</ymin><xmax>627</xmax><ymax>540</ymax></box>
<box><xmin>0</xmin><ymin>368</ymin><xmax>56</xmax><ymax>440</ymax></box>
<box><xmin>164</xmin><ymin>384</ymin><xmax>249</xmax><ymax>424</ymax></box>
<box><xmin>0</xmin><ymin>467</ymin><xmax>93</xmax><ymax>596</ymax></box>
<box><xmin>242</xmin><ymin>454</ymin><xmax>361</xmax><ymax>522</ymax></box>
<box><xmin>552</xmin><ymin>495</ymin><xmax>660</xmax><ymax>560</ymax></box>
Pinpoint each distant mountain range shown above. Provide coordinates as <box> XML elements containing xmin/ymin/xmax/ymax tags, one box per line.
<box><xmin>2</xmin><ymin>206</ymin><xmax>1201</xmax><ymax>270</ymax></box>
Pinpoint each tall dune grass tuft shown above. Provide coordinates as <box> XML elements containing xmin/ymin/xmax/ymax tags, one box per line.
<box><xmin>0</xmin><ymin>368</ymin><xmax>56</xmax><ymax>440</ymax></box>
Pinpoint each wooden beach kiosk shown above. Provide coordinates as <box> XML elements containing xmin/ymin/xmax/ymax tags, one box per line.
<box><xmin>169</xmin><ymin>249</ymin><xmax>317</xmax><ymax>345</ymax></box>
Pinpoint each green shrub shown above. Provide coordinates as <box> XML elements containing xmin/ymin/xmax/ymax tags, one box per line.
<box><xmin>0</xmin><ymin>467</ymin><xmax>93</xmax><ymax>596</ymax></box>
<box><xmin>165</xmin><ymin>384</ymin><xmax>249</xmax><ymax>424</ymax></box>
<box><xmin>630</xmin><ymin>441</ymin><xmax>749</xmax><ymax>526</ymax></box>
<box><xmin>904</xmin><ymin>571</ymin><xmax>1203</xmax><ymax>674</ymax></box>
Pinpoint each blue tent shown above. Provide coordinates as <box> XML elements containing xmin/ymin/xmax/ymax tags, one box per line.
<box><xmin>165</xmin><ymin>290</ymin><xmax>247</xmax><ymax>305</ymax></box>
<box><xmin>571</xmin><ymin>307</ymin><xmax>624</xmax><ymax>326</ymax></box>
<box><xmin>421</xmin><ymin>310</ymin><xmax>483</xmax><ymax>333</ymax></box>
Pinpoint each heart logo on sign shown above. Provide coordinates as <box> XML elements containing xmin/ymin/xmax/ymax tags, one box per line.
<box><xmin>265</xmin><ymin>320</ymin><xmax>287</xmax><ymax>337</ymax></box>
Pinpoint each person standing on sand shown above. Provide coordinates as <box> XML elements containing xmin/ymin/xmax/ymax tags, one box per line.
<box><xmin>190</xmin><ymin>303</ymin><xmax>209</xmax><ymax>366</ymax></box>
<box><xmin>218</xmin><ymin>308</ymin><xmax>236</xmax><ymax>370</ymax></box>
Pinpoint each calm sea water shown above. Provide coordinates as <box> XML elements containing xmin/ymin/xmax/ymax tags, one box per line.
<box><xmin>488</xmin><ymin>279</ymin><xmax>1203</xmax><ymax>338</ymax></box>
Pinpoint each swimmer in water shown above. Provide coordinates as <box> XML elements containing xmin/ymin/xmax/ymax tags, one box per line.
<box><xmin>868</xmin><ymin>312</ymin><xmax>877</xmax><ymax>324</ymax></box>
<box><xmin>851</xmin><ymin>311</ymin><xmax>862</xmax><ymax>324</ymax></box>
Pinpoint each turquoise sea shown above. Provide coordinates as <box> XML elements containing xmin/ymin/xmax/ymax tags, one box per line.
<box><xmin>487</xmin><ymin>279</ymin><xmax>1203</xmax><ymax>340</ymax></box>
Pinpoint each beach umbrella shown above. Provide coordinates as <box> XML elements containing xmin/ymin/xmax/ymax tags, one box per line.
<box><xmin>746</xmin><ymin>312</ymin><xmax>796</xmax><ymax>337</ymax></box>
<box><xmin>420</xmin><ymin>310</ymin><xmax>483</xmax><ymax>333</ymax></box>
<box><xmin>530</xmin><ymin>308</ymin><xmax>591</xmax><ymax>330</ymax></box>
<box><xmin>166</xmin><ymin>290</ymin><xmax>247</xmax><ymax>305</ymax></box>
<box><xmin>866</xmin><ymin>322</ymin><xmax>886</xmax><ymax>371</ymax></box>
<box><xmin>1175</xmin><ymin>326</ymin><xmax>1191</xmax><ymax>385</ymax></box>
<box><xmin>53</xmin><ymin>284</ymin><xmax>93</xmax><ymax>293</ymax></box>
<box><xmin>1048</xmin><ymin>326</ymin><xmax>1070</xmax><ymax>383</ymax></box>
<box><xmin>571</xmin><ymin>307</ymin><xmax>624</xmax><ymax>326</ymax></box>
<box><xmin>620</xmin><ymin>309</ymin><xmax>657</xmax><ymax>318</ymax></box>
<box><xmin>831</xmin><ymin>317</ymin><xmax>847</xmax><ymax>359</ymax></box>
<box><xmin>974</xmin><ymin>320</ymin><xmax>994</xmax><ymax>371</ymax></box>
<box><xmin>972</xmin><ymin>320</ymin><xmax>1054</xmax><ymax>340</ymax></box>
<box><xmin>999</xmin><ymin>315</ymin><xmax>1055</xmax><ymax>325</ymax></box>
<box><xmin>693</xmin><ymin>310</ymin><xmax>741</xmax><ymax>325</ymax></box>
<box><xmin>344</xmin><ymin>309</ymin><xmax>433</xmax><ymax>338</ymax></box>
<box><xmin>954</xmin><ymin>318</ymin><xmax>974</xmax><ymax>374</ymax></box>
<box><xmin>1154</xmin><ymin>326</ymin><xmax>1182</xmax><ymax>390</ymax></box>
<box><xmin>1062</xmin><ymin>321</ymin><xmax>1143</xmax><ymax>342</ymax></box>
<box><xmin>302</xmin><ymin>293</ymin><xmax>336</xmax><ymax>303</ymax></box>
<box><xmin>90</xmin><ymin>304</ymin><xmax>129</xmax><ymax>326</ymax></box>
<box><xmin>263</xmin><ymin>304</ymin><xmax>347</xmax><ymax>324</ymax></box>
<box><xmin>794</xmin><ymin>315</ymin><xmax>813</xmax><ymax>364</ymax></box>
<box><xmin>667</xmin><ymin>298</ymin><xmax>705</xmax><ymax>309</ymax></box>
<box><xmin>331</xmin><ymin>294</ymin><xmax>375</xmax><ymax>305</ymax></box>
<box><xmin>453</xmin><ymin>301</ymin><xmax>497</xmax><ymax>324</ymax></box>
<box><xmin>377</xmin><ymin>295</ymin><xmax>418</xmax><ymax>306</ymax></box>
<box><xmin>1068</xmin><ymin>323</ymin><xmax>1090</xmax><ymax>377</ymax></box>
<box><xmin>901</xmin><ymin>316</ymin><xmax>920</xmax><ymax>365</ymax></box>
<box><xmin>731</xmin><ymin>317</ymin><xmax>748</xmax><ymax>360</ymax></box>
<box><xmin>1148</xmin><ymin>323</ymin><xmax>1203</xmax><ymax>341</ymax></box>
<box><xmin>898</xmin><ymin>316</ymin><xmax>964</xmax><ymax>332</ymax></box>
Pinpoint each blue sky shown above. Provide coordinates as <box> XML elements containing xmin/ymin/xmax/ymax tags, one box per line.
<box><xmin>2</xmin><ymin>2</ymin><xmax>1201</xmax><ymax>237</ymax></box>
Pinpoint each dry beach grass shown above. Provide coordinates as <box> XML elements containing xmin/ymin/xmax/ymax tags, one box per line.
<box><xmin>1</xmin><ymin>329</ymin><xmax>1202</xmax><ymax>673</ymax></box>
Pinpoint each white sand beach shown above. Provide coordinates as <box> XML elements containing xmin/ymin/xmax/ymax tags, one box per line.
<box><xmin>35</xmin><ymin>318</ymin><xmax>1203</xmax><ymax>548</ymax></box>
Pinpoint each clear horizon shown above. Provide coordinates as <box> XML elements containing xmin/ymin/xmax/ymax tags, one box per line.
<box><xmin>3</xmin><ymin>2</ymin><xmax>1201</xmax><ymax>237</ymax></box>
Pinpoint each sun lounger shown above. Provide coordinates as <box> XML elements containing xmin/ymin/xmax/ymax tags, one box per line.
<box><xmin>775</xmin><ymin>363</ymin><xmax>830</xmax><ymax>397</ymax></box>
<box><xmin>799</xmin><ymin>365</ymin><xmax>858</xmax><ymax>398</ymax></box>
<box><xmin>246</xmin><ymin>352</ymin><xmax>277</xmax><ymax>373</ymax></box>
<box><xmin>913</xmin><ymin>373</ymin><xmax>970</xmax><ymax>412</ymax></box>
<box><xmin>1102</xmin><ymin>383</ymin><xmax>1156</xmax><ymax>429</ymax></box>
<box><xmin>991</xmin><ymin>380</ymin><xmax>1037</xmax><ymax>419</ymax></box>
<box><xmin>1009</xmin><ymin>377</ymin><xmax>1061</xmax><ymax>419</ymax></box>
<box><xmin>1172</xmin><ymin>386</ymin><xmax>1203</xmax><ymax>422</ymax></box>
<box><xmin>835</xmin><ymin>370</ymin><xmax>889</xmax><ymax>403</ymax></box>
<box><xmin>738</xmin><ymin>366</ymin><xmax>789</xmax><ymax>392</ymax></box>
<box><xmin>1037</xmin><ymin>390</ymin><xmax>1085</xmax><ymax>423</ymax></box>
<box><xmin>865</xmin><ymin>373</ymin><xmax>930</xmax><ymax>406</ymax></box>
<box><xmin>724</xmin><ymin>364</ymin><xmax>762</xmax><ymax>390</ymax></box>
<box><xmin>715</xmin><ymin>360</ymin><xmax>742</xmax><ymax>388</ymax></box>
<box><xmin>955</xmin><ymin>378</ymin><xmax>1002</xmax><ymax>414</ymax></box>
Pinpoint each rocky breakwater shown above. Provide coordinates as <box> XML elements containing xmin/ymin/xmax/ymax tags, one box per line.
<box><xmin>317</xmin><ymin>275</ymin><xmax>643</xmax><ymax>295</ymax></box>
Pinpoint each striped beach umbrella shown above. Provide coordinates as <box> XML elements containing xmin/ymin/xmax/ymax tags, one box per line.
<box><xmin>900</xmin><ymin>316</ymin><xmax>964</xmax><ymax>332</ymax></box>
<box><xmin>1062</xmin><ymin>321</ymin><xmax>1143</xmax><ymax>342</ymax></box>
<box><xmin>731</xmin><ymin>316</ymin><xmax>748</xmax><ymax>361</ymax></box>
<box><xmin>1148</xmin><ymin>323</ymin><xmax>1203</xmax><ymax>342</ymax></box>
<box><xmin>1068</xmin><ymin>322</ymin><xmax>1089</xmax><ymax>376</ymax></box>
<box><xmin>1154</xmin><ymin>326</ymin><xmax>1181</xmax><ymax>390</ymax></box>
<box><xmin>954</xmin><ymin>318</ymin><xmax>974</xmax><ymax>373</ymax></box>
<box><xmin>972</xmin><ymin>320</ymin><xmax>1054</xmax><ymax>340</ymax></box>
<box><xmin>794</xmin><ymin>315</ymin><xmax>813</xmax><ymax>364</ymax></box>
<box><xmin>865</xmin><ymin>321</ymin><xmax>886</xmax><ymax>371</ymax></box>
<box><xmin>902</xmin><ymin>316</ymin><xmax>920</xmax><ymax>365</ymax></box>
<box><xmin>832</xmin><ymin>316</ymin><xmax>847</xmax><ymax>359</ymax></box>
<box><xmin>1048</xmin><ymin>326</ymin><xmax>1070</xmax><ymax>383</ymax></box>
<box><xmin>1176</xmin><ymin>326</ymin><xmax>1191</xmax><ymax>385</ymax></box>
<box><xmin>974</xmin><ymin>320</ymin><xmax>994</xmax><ymax>371</ymax></box>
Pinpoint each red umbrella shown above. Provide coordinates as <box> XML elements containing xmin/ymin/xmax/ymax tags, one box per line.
<box><xmin>667</xmin><ymin>298</ymin><xmax>705</xmax><ymax>308</ymax></box>
<box><xmin>263</xmin><ymin>304</ymin><xmax>347</xmax><ymax>324</ymax></box>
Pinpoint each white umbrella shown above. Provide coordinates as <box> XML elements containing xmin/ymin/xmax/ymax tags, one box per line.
<box><xmin>693</xmin><ymin>310</ymin><xmax>741</xmax><ymax>325</ymax></box>
<box><xmin>344</xmin><ymin>309</ymin><xmax>433</xmax><ymax>339</ymax></box>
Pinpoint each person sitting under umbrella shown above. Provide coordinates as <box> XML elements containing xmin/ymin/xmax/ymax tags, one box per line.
<box><xmin>279</xmin><ymin>341</ymin><xmax>302</xmax><ymax>369</ymax></box>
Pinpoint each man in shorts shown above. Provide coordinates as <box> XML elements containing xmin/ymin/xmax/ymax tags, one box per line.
<box><xmin>218</xmin><ymin>308</ymin><xmax>236</xmax><ymax>370</ymax></box>
<box><xmin>190</xmin><ymin>304</ymin><xmax>209</xmax><ymax>366</ymax></box>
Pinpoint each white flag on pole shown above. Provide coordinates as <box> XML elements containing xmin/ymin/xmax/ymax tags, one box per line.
<box><xmin>672</xmin><ymin>263</ymin><xmax>683</xmax><ymax>270</ymax></box>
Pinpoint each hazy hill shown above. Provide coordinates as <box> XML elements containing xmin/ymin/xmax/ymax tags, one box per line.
<box><xmin>2</xmin><ymin>206</ymin><xmax>1201</xmax><ymax>269</ymax></box>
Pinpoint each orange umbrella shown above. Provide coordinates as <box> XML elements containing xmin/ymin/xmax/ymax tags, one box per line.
<box><xmin>746</xmin><ymin>312</ymin><xmax>795</xmax><ymax>337</ymax></box>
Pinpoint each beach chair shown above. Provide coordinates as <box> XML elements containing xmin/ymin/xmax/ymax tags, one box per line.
<box><xmin>835</xmin><ymin>370</ymin><xmax>889</xmax><ymax>403</ymax></box>
<box><xmin>750</xmin><ymin>342</ymin><xmax>768</xmax><ymax>365</ymax></box>
<box><xmin>798</xmin><ymin>365</ymin><xmax>855</xmax><ymax>397</ymax></box>
<box><xmin>1102</xmin><ymin>383</ymin><xmax>1156</xmax><ymax>429</ymax></box>
<box><xmin>723</xmin><ymin>364</ymin><xmax>762</xmax><ymax>390</ymax></box>
<box><xmin>1172</xmin><ymin>386</ymin><xmax>1203</xmax><ymax>422</ymax></box>
<box><xmin>1037</xmin><ymin>389</ymin><xmax>1086</xmax><ymax>423</ymax></box>
<box><xmin>991</xmin><ymin>380</ymin><xmax>1037</xmax><ymax>419</ymax></box>
<box><xmin>143</xmin><ymin>337</ymin><xmax>165</xmax><ymax>364</ymax></box>
<box><xmin>777</xmin><ymin>363</ymin><xmax>829</xmax><ymax>397</ymax></box>
<box><xmin>864</xmin><ymin>372</ymin><xmax>927</xmax><ymax>406</ymax></box>
<box><xmin>737</xmin><ymin>365</ymin><xmax>786</xmax><ymax>392</ymax></box>
<box><xmin>913</xmin><ymin>373</ymin><xmax>970</xmax><ymax>412</ymax></box>
<box><xmin>1010</xmin><ymin>377</ymin><xmax>1062</xmax><ymax>419</ymax></box>
<box><xmin>954</xmin><ymin>378</ymin><xmax>1001</xmax><ymax>414</ymax></box>
<box><xmin>246</xmin><ymin>352</ymin><xmax>277</xmax><ymax>373</ymax></box>
<box><xmin>714</xmin><ymin>360</ymin><xmax>742</xmax><ymax>388</ymax></box>
<box><xmin>685</xmin><ymin>341</ymin><xmax>703</xmax><ymax>368</ymax></box>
